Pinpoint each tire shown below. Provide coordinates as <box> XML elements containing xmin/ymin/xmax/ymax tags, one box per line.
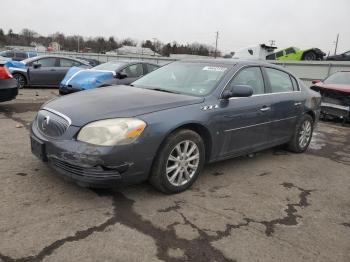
<box><xmin>149</xmin><ymin>129</ymin><xmax>205</xmax><ymax>194</ymax></box>
<box><xmin>303</xmin><ymin>52</ymin><xmax>316</xmax><ymax>61</ymax></box>
<box><xmin>13</xmin><ymin>73</ymin><xmax>27</xmax><ymax>89</ymax></box>
<box><xmin>288</xmin><ymin>114</ymin><xmax>314</xmax><ymax>153</ymax></box>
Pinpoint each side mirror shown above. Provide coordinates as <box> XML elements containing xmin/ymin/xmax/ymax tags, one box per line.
<box><xmin>222</xmin><ymin>85</ymin><xmax>253</xmax><ymax>99</ymax></box>
<box><xmin>116</xmin><ymin>72</ymin><xmax>128</xmax><ymax>79</ymax></box>
<box><xmin>311</xmin><ymin>79</ymin><xmax>321</xmax><ymax>84</ymax></box>
<box><xmin>33</xmin><ymin>63</ymin><xmax>41</xmax><ymax>69</ymax></box>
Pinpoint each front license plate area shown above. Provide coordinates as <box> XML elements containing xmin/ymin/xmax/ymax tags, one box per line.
<box><xmin>31</xmin><ymin>136</ymin><xmax>47</xmax><ymax>161</ymax></box>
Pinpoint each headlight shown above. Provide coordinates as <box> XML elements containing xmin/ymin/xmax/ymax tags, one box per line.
<box><xmin>77</xmin><ymin>118</ymin><xmax>146</xmax><ymax>146</ymax></box>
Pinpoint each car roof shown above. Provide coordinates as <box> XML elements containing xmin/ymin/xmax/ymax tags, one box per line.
<box><xmin>23</xmin><ymin>55</ymin><xmax>90</xmax><ymax>65</ymax></box>
<box><xmin>177</xmin><ymin>58</ymin><xmax>281</xmax><ymax>68</ymax></box>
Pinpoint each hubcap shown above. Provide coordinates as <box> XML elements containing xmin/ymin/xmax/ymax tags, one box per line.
<box><xmin>166</xmin><ymin>140</ymin><xmax>200</xmax><ymax>187</ymax></box>
<box><xmin>299</xmin><ymin>120</ymin><xmax>312</xmax><ymax>148</ymax></box>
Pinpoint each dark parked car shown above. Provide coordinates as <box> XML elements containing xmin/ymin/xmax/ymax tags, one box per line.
<box><xmin>311</xmin><ymin>71</ymin><xmax>350</xmax><ymax>123</ymax></box>
<box><xmin>0</xmin><ymin>61</ymin><xmax>18</xmax><ymax>102</ymax></box>
<box><xmin>9</xmin><ymin>55</ymin><xmax>90</xmax><ymax>88</ymax></box>
<box><xmin>30</xmin><ymin>59</ymin><xmax>321</xmax><ymax>193</ymax></box>
<box><xmin>0</xmin><ymin>50</ymin><xmax>38</xmax><ymax>61</ymax></box>
<box><xmin>326</xmin><ymin>51</ymin><xmax>350</xmax><ymax>61</ymax></box>
<box><xmin>59</xmin><ymin>60</ymin><xmax>160</xmax><ymax>95</ymax></box>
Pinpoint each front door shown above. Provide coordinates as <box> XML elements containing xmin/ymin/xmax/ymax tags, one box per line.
<box><xmin>28</xmin><ymin>57</ymin><xmax>59</xmax><ymax>86</ymax></box>
<box><xmin>218</xmin><ymin>66</ymin><xmax>274</xmax><ymax>157</ymax></box>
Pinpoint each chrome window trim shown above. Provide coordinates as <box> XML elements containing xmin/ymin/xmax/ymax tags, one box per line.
<box><xmin>224</xmin><ymin>116</ymin><xmax>297</xmax><ymax>132</ymax></box>
<box><xmin>219</xmin><ymin>65</ymin><xmax>301</xmax><ymax>100</ymax></box>
<box><xmin>42</xmin><ymin>107</ymin><xmax>72</xmax><ymax>125</ymax></box>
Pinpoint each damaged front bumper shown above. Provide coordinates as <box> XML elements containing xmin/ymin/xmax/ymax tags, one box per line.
<box><xmin>30</xmin><ymin>123</ymin><xmax>150</xmax><ymax>187</ymax></box>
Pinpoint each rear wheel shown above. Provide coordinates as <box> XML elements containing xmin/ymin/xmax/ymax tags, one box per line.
<box><xmin>288</xmin><ymin>114</ymin><xmax>314</xmax><ymax>153</ymax></box>
<box><xmin>303</xmin><ymin>52</ymin><xmax>316</xmax><ymax>61</ymax></box>
<box><xmin>13</xmin><ymin>73</ymin><xmax>27</xmax><ymax>88</ymax></box>
<box><xmin>149</xmin><ymin>129</ymin><xmax>205</xmax><ymax>194</ymax></box>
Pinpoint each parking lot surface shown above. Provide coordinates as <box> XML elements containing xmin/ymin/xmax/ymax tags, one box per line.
<box><xmin>0</xmin><ymin>89</ymin><xmax>349</xmax><ymax>262</ymax></box>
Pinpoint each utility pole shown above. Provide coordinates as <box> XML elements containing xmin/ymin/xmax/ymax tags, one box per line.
<box><xmin>334</xmin><ymin>33</ymin><xmax>339</xmax><ymax>55</ymax></box>
<box><xmin>77</xmin><ymin>36</ymin><xmax>80</xmax><ymax>53</ymax></box>
<box><xmin>214</xmin><ymin>31</ymin><xmax>219</xmax><ymax>58</ymax></box>
<box><xmin>152</xmin><ymin>37</ymin><xmax>157</xmax><ymax>56</ymax></box>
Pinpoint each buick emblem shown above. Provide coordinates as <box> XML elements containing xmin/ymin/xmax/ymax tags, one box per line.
<box><xmin>42</xmin><ymin>116</ymin><xmax>50</xmax><ymax>130</ymax></box>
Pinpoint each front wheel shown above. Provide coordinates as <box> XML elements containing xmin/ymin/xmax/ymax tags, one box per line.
<box><xmin>13</xmin><ymin>73</ymin><xmax>27</xmax><ymax>88</ymax></box>
<box><xmin>149</xmin><ymin>129</ymin><xmax>205</xmax><ymax>194</ymax></box>
<box><xmin>288</xmin><ymin>114</ymin><xmax>314</xmax><ymax>153</ymax></box>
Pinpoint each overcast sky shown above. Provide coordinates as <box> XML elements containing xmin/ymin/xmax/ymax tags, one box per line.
<box><xmin>1</xmin><ymin>0</ymin><xmax>349</xmax><ymax>54</ymax></box>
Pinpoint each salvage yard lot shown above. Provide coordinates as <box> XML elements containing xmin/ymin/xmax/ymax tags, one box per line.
<box><xmin>0</xmin><ymin>88</ymin><xmax>350</xmax><ymax>262</ymax></box>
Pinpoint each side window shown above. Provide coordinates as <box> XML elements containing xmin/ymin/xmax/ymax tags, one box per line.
<box><xmin>3</xmin><ymin>51</ymin><xmax>14</xmax><ymax>58</ymax></box>
<box><xmin>344</xmin><ymin>51</ymin><xmax>350</xmax><ymax>57</ymax></box>
<box><xmin>265</xmin><ymin>68</ymin><xmax>294</xmax><ymax>93</ymax></box>
<box><xmin>285</xmin><ymin>48</ymin><xmax>296</xmax><ymax>55</ymax></box>
<box><xmin>290</xmin><ymin>76</ymin><xmax>299</xmax><ymax>91</ymax></box>
<box><xmin>59</xmin><ymin>59</ymin><xmax>81</xmax><ymax>67</ymax></box>
<box><xmin>146</xmin><ymin>64</ymin><xmax>159</xmax><ymax>73</ymax></box>
<box><xmin>34</xmin><ymin>58</ymin><xmax>57</xmax><ymax>67</ymax></box>
<box><xmin>275</xmin><ymin>51</ymin><xmax>284</xmax><ymax>58</ymax></box>
<box><xmin>229</xmin><ymin>67</ymin><xmax>265</xmax><ymax>95</ymax></box>
<box><xmin>15</xmin><ymin>52</ymin><xmax>28</xmax><ymax>59</ymax></box>
<box><xmin>121</xmin><ymin>63</ymin><xmax>144</xmax><ymax>78</ymax></box>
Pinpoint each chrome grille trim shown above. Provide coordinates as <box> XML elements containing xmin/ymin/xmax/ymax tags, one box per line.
<box><xmin>36</xmin><ymin>109</ymin><xmax>70</xmax><ymax>138</ymax></box>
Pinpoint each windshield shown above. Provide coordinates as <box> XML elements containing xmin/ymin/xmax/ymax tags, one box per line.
<box><xmin>324</xmin><ymin>72</ymin><xmax>350</xmax><ymax>85</ymax></box>
<box><xmin>93</xmin><ymin>61</ymin><xmax>126</xmax><ymax>71</ymax></box>
<box><xmin>133</xmin><ymin>61</ymin><xmax>230</xmax><ymax>96</ymax></box>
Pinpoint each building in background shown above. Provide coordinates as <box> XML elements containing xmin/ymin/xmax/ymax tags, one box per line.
<box><xmin>48</xmin><ymin>42</ymin><xmax>61</xmax><ymax>52</ymax></box>
<box><xmin>107</xmin><ymin>45</ymin><xmax>161</xmax><ymax>57</ymax></box>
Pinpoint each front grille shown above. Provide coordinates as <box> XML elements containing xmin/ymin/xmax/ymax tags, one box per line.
<box><xmin>36</xmin><ymin>110</ymin><xmax>70</xmax><ymax>138</ymax></box>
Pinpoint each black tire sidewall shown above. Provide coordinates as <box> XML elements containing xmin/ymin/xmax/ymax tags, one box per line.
<box><xmin>152</xmin><ymin>130</ymin><xmax>205</xmax><ymax>194</ymax></box>
<box><xmin>304</xmin><ymin>52</ymin><xmax>316</xmax><ymax>61</ymax></box>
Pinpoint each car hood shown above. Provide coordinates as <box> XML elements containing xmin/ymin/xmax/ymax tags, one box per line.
<box><xmin>313</xmin><ymin>83</ymin><xmax>350</xmax><ymax>94</ymax></box>
<box><xmin>60</xmin><ymin>67</ymin><xmax>115</xmax><ymax>90</ymax></box>
<box><xmin>44</xmin><ymin>85</ymin><xmax>204</xmax><ymax>126</ymax></box>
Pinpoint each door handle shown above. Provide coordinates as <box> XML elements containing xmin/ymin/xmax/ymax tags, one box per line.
<box><xmin>50</xmin><ymin>69</ymin><xmax>56</xmax><ymax>71</ymax></box>
<box><xmin>260</xmin><ymin>106</ymin><xmax>271</xmax><ymax>112</ymax></box>
<box><xmin>294</xmin><ymin>102</ymin><xmax>302</xmax><ymax>106</ymax></box>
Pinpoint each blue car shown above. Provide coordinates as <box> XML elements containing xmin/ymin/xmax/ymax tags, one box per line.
<box><xmin>59</xmin><ymin>60</ymin><xmax>160</xmax><ymax>95</ymax></box>
<box><xmin>0</xmin><ymin>50</ymin><xmax>38</xmax><ymax>61</ymax></box>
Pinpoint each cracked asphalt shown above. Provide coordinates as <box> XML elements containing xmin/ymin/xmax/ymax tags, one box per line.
<box><xmin>0</xmin><ymin>88</ymin><xmax>349</xmax><ymax>262</ymax></box>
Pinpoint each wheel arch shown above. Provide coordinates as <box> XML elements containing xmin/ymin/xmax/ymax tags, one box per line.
<box><xmin>156</xmin><ymin>122</ymin><xmax>213</xmax><ymax>163</ymax></box>
<box><xmin>12</xmin><ymin>71</ymin><xmax>28</xmax><ymax>85</ymax></box>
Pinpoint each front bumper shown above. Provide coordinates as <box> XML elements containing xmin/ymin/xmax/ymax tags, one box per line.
<box><xmin>30</xmin><ymin>123</ymin><xmax>151</xmax><ymax>187</ymax></box>
<box><xmin>321</xmin><ymin>102</ymin><xmax>350</xmax><ymax>119</ymax></box>
<box><xmin>0</xmin><ymin>78</ymin><xmax>18</xmax><ymax>102</ymax></box>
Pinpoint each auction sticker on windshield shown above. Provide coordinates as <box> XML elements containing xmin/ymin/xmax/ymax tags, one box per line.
<box><xmin>202</xmin><ymin>66</ymin><xmax>227</xmax><ymax>72</ymax></box>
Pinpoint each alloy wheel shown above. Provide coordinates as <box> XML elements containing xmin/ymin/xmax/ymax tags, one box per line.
<box><xmin>166</xmin><ymin>140</ymin><xmax>200</xmax><ymax>187</ymax></box>
<box><xmin>14</xmin><ymin>74</ymin><xmax>26</xmax><ymax>88</ymax></box>
<box><xmin>299</xmin><ymin>120</ymin><xmax>312</xmax><ymax>148</ymax></box>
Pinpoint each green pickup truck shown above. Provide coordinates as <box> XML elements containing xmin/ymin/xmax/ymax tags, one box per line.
<box><xmin>266</xmin><ymin>47</ymin><xmax>326</xmax><ymax>61</ymax></box>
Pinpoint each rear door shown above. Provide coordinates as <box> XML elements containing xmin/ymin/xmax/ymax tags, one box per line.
<box><xmin>263</xmin><ymin>67</ymin><xmax>304</xmax><ymax>143</ymax></box>
<box><xmin>219</xmin><ymin>66</ymin><xmax>274</xmax><ymax>156</ymax></box>
<box><xmin>117</xmin><ymin>63</ymin><xmax>144</xmax><ymax>85</ymax></box>
<box><xmin>28</xmin><ymin>57</ymin><xmax>59</xmax><ymax>86</ymax></box>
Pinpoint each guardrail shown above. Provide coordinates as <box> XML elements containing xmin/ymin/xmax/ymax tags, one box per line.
<box><xmin>38</xmin><ymin>51</ymin><xmax>350</xmax><ymax>86</ymax></box>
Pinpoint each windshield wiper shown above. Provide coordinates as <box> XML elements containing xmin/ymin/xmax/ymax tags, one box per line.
<box><xmin>150</xmin><ymin>88</ymin><xmax>181</xmax><ymax>94</ymax></box>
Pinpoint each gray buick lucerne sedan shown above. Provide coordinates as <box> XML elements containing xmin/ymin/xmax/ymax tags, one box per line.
<box><xmin>30</xmin><ymin>59</ymin><xmax>321</xmax><ymax>194</ymax></box>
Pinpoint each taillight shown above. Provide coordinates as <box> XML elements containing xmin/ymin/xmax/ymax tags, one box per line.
<box><xmin>0</xmin><ymin>66</ymin><xmax>13</xmax><ymax>80</ymax></box>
